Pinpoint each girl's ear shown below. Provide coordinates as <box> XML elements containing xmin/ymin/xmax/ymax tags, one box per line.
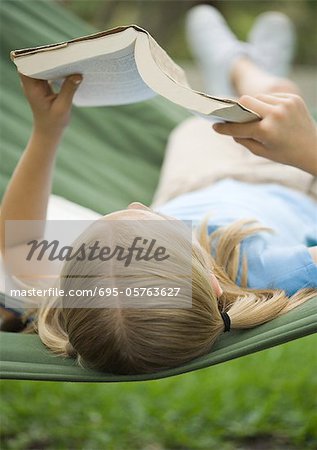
<box><xmin>210</xmin><ymin>273</ymin><xmax>223</xmax><ymax>297</ymax></box>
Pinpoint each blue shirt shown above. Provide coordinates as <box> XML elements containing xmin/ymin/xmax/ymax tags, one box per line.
<box><xmin>157</xmin><ymin>179</ymin><xmax>317</xmax><ymax>296</ymax></box>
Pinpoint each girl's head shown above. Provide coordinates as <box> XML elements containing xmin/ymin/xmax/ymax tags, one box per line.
<box><xmin>37</xmin><ymin>203</ymin><xmax>315</xmax><ymax>375</ymax></box>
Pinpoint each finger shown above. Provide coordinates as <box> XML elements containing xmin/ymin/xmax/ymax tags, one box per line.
<box><xmin>254</xmin><ymin>93</ymin><xmax>295</xmax><ymax>105</ymax></box>
<box><xmin>55</xmin><ymin>74</ymin><xmax>82</xmax><ymax>108</ymax></box>
<box><xmin>18</xmin><ymin>72</ymin><xmax>40</xmax><ymax>92</ymax></box>
<box><xmin>268</xmin><ymin>93</ymin><xmax>299</xmax><ymax>99</ymax></box>
<box><xmin>238</xmin><ymin>95</ymin><xmax>273</xmax><ymax>117</ymax></box>
<box><xmin>233</xmin><ymin>137</ymin><xmax>267</xmax><ymax>157</ymax></box>
<box><xmin>18</xmin><ymin>72</ymin><xmax>38</xmax><ymax>86</ymax></box>
<box><xmin>18</xmin><ymin>72</ymin><xmax>53</xmax><ymax>96</ymax></box>
<box><xmin>213</xmin><ymin>121</ymin><xmax>259</xmax><ymax>139</ymax></box>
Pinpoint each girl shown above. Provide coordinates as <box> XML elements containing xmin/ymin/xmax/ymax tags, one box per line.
<box><xmin>1</xmin><ymin>7</ymin><xmax>317</xmax><ymax>375</ymax></box>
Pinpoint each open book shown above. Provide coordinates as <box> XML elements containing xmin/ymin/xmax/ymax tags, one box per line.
<box><xmin>11</xmin><ymin>25</ymin><xmax>259</xmax><ymax>123</ymax></box>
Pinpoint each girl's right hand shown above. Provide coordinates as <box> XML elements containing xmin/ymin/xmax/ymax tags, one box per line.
<box><xmin>19</xmin><ymin>73</ymin><xmax>82</xmax><ymax>136</ymax></box>
<box><xmin>213</xmin><ymin>93</ymin><xmax>317</xmax><ymax>176</ymax></box>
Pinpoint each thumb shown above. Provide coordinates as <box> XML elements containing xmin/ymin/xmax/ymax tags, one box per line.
<box><xmin>55</xmin><ymin>74</ymin><xmax>82</xmax><ymax>108</ymax></box>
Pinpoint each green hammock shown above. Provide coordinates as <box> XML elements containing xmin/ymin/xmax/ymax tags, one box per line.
<box><xmin>0</xmin><ymin>0</ymin><xmax>316</xmax><ymax>382</ymax></box>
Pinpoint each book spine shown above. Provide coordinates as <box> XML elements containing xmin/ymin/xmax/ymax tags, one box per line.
<box><xmin>10</xmin><ymin>42</ymin><xmax>68</xmax><ymax>60</ymax></box>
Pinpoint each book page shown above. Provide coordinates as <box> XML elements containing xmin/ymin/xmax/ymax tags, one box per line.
<box><xmin>29</xmin><ymin>43</ymin><xmax>155</xmax><ymax>106</ymax></box>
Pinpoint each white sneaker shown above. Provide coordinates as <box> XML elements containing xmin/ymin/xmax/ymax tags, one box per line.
<box><xmin>248</xmin><ymin>12</ymin><xmax>296</xmax><ymax>77</ymax></box>
<box><xmin>186</xmin><ymin>5</ymin><xmax>249</xmax><ymax>97</ymax></box>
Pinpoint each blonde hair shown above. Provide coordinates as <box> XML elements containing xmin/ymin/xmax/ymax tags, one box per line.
<box><xmin>32</xmin><ymin>216</ymin><xmax>316</xmax><ymax>375</ymax></box>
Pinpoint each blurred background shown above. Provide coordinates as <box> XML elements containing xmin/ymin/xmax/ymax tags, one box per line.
<box><xmin>58</xmin><ymin>0</ymin><xmax>317</xmax><ymax>64</ymax></box>
<box><xmin>58</xmin><ymin>0</ymin><xmax>317</xmax><ymax>109</ymax></box>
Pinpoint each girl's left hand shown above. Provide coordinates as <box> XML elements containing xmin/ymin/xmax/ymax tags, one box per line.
<box><xmin>19</xmin><ymin>73</ymin><xmax>82</xmax><ymax>136</ymax></box>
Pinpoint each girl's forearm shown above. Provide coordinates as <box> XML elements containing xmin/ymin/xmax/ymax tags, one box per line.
<box><xmin>0</xmin><ymin>128</ymin><xmax>62</xmax><ymax>251</ymax></box>
<box><xmin>0</xmin><ymin>74</ymin><xmax>81</xmax><ymax>253</ymax></box>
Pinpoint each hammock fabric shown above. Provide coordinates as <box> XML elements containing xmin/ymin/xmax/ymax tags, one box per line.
<box><xmin>0</xmin><ymin>0</ymin><xmax>316</xmax><ymax>382</ymax></box>
<box><xmin>1</xmin><ymin>292</ymin><xmax>316</xmax><ymax>382</ymax></box>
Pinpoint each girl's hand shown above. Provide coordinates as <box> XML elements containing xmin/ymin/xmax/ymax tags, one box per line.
<box><xmin>213</xmin><ymin>93</ymin><xmax>317</xmax><ymax>176</ymax></box>
<box><xmin>19</xmin><ymin>73</ymin><xmax>82</xmax><ymax>136</ymax></box>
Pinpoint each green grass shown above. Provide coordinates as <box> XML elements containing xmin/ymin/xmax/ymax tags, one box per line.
<box><xmin>1</xmin><ymin>334</ymin><xmax>317</xmax><ymax>450</ymax></box>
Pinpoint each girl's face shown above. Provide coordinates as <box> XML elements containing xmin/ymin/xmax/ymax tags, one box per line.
<box><xmin>103</xmin><ymin>203</ymin><xmax>223</xmax><ymax>297</ymax></box>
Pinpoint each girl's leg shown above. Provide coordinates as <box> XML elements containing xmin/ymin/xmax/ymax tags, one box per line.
<box><xmin>151</xmin><ymin>117</ymin><xmax>250</xmax><ymax>207</ymax></box>
<box><xmin>186</xmin><ymin>5</ymin><xmax>298</xmax><ymax>98</ymax></box>
<box><xmin>231</xmin><ymin>56</ymin><xmax>299</xmax><ymax>97</ymax></box>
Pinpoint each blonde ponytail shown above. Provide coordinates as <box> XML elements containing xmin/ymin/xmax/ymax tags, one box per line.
<box><xmin>225</xmin><ymin>288</ymin><xmax>316</xmax><ymax>331</ymax></box>
<box><xmin>198</xmin><ymin>217</ymin><xmax>317</xmax><ymax>332</ymax></box>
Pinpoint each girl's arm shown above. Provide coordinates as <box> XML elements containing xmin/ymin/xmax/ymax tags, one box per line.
<box><xmin>213</xmin><ymin>93</ymin><xmax>317</xmax><ymax>176</ymax></box>
<box><xmin>0</xmin><ymin>73</ymin><xmax>82</xmax><ymax>252</ymax></box>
